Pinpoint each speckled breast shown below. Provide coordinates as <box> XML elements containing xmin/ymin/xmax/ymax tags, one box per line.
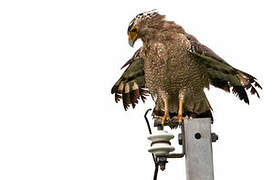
<box><xmin>141</xmin><ymin>39</ymin><xmax>209</xmax><ymax>97</ymax></box>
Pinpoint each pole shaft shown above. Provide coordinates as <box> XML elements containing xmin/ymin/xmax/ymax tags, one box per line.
<box><xmin>183</xmin><ymin>118</ymin><xmax>214</xmax><ymax>180</ymax></box>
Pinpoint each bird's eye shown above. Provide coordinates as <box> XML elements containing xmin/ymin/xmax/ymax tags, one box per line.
<box><xmin>131</xmin><ymin>28</ymin><xmax>137</xmax><ymax>33</ymax></box>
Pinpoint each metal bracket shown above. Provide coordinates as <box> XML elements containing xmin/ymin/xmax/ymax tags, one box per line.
<box><xmin>147</xmin><ymin>113</ymin><xmax>217</xmax><ymax>180</ymax></box>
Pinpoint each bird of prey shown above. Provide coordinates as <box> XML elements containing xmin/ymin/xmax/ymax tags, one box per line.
<box><xmin>111</xmin><ymin>10</ymin><xmax>262</xmax><ymax>125</ymax></box>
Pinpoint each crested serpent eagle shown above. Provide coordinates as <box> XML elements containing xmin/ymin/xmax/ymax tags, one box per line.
<box><xmin>111</xmin><ymin>10</ymin><xmax>262</xmax><ymax>125</ymax></box>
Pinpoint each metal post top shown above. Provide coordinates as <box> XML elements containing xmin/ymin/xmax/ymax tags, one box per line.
<box><xmin>153</xmin><ymin>117</ymin><xmax>212</xmax><ymax>128</ymax></box>
<box><xmin>184</xmin><ymin>117</ymin><xmax>214</xmax><ymax>180</ymax></box>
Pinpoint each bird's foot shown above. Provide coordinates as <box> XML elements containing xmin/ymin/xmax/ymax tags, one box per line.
<box><xmin>156</xmin><ymin>115</ymin><xmax>170</xmax><ymax>125</ymax></box>
<box><xmin>173</xmin><ymin>115</ymin><xmax>188</xmax><ymax>125</ymax></box>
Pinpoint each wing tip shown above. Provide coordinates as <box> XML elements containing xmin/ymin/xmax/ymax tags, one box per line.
<box><xmin>232</xmin><ymin>86</ymin><xmax>250</xmax><ymax>104</ymax></box>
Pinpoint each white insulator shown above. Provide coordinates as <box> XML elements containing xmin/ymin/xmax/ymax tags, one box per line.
<box><xmin>147</xmin><ymin>130</ymin><xmax>175</xmax><ymax>156</ymax></box>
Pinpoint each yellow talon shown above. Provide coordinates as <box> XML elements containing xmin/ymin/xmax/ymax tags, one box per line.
<box><xmin>178</xmin><ymin>115</ymin><xmax>188</xmax><ymax>124</ymax></box>
<box><xmin>155</xmin><ymin>115</ymin><xmax>170</xmax><ymax>125</ymax></box>
<box><xmin>173</xmin><ymin>115</ymin><xmax>188</xmax><ymax>124</ymax></box>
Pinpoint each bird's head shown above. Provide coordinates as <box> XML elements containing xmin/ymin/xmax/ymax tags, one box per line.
<box><xmin>127</xmin><ymin>10</ymin><xmax>162</xmax><ymax>47</ymax></box>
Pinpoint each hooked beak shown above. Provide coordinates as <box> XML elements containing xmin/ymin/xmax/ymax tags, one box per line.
<box><xmin>128</xmin><ymin>39</ymin><xmax>135</xmax><ymax>47</ymax></box>
<box><xmin>128</xmin><ymin>32</ymin><xmax>138</xmax><ymax>47</ymax></box>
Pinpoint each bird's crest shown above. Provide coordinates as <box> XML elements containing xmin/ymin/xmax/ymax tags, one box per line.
<box><xmin>128</xmin><ymin>9</ymin><xmax>159</xmax><ymax>34</ymax></box>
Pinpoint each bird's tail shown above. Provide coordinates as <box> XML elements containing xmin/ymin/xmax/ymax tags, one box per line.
<box><xmin>183</xmin><ymin>90</ymin><xmax>213</xmax><ymax>123</ymax></box>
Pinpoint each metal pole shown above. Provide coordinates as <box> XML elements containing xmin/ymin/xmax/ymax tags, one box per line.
<box><xmin>183</xmin><ymin>118</ymin><xmax>214</xmax><ymax>180</ymax></box>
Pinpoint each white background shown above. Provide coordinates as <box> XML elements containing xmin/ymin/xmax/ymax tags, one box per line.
<box><xmin>0</xmin><ymin>0</ymin><xmax>273</xmax><ymax>180</ymax></box>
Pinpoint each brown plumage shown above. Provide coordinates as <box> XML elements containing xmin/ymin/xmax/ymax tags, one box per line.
<box><xmin>111</xmin><ymin>52</ymin><xmax>148</xmax><ymax>110</ymax></box>
<box><xmin>111</xmin><ymin>10</ymin><xmax>262</xmax><ymax>123</ymax></box>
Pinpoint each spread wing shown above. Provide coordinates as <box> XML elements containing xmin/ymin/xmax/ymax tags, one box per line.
<box><xmin>186</xmin><ymin>34</ymin><xmax>262</xmax><ymax>104</ymax></box>
<box><xmin>111</xmin><ymin>48</ymin><xmax>148</xmax><ymax>110</ymax></box>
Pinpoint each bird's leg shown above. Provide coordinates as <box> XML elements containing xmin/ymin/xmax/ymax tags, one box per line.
<box><xmin>156</xmin><ymin>98</ymin><xmax>170</xmax><ymax>125</ymax></box>
<box><xmin>174</xmin><ymin>93</ymin><xmax>188</xmax><ymax>124</ymax></box>
<box><xmin>162</xmin><ymin>98</ymin><xmax>170</xmax><ymax>124</ymax></box>
<box><xmin>177</xmin><ymin>98</ymin><xmax>188</xmax><ymax>124</ymax></box>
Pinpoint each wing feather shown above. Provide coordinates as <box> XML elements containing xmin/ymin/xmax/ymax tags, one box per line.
<box><xmin>111</xmin><ymin>49</ymin><xmax>148</xmax><ymax>110</ymax></box>
<box><xmin>186</xmin><ymin>33</ymin><xmax>262</xmax><ymax>104</ymax></box>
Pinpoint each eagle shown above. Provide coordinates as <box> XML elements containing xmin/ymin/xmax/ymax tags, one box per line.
<box><xmin>111</xmin><ymin>10</ymin><xmax>262</xmax><ymax>125</ymax></box>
